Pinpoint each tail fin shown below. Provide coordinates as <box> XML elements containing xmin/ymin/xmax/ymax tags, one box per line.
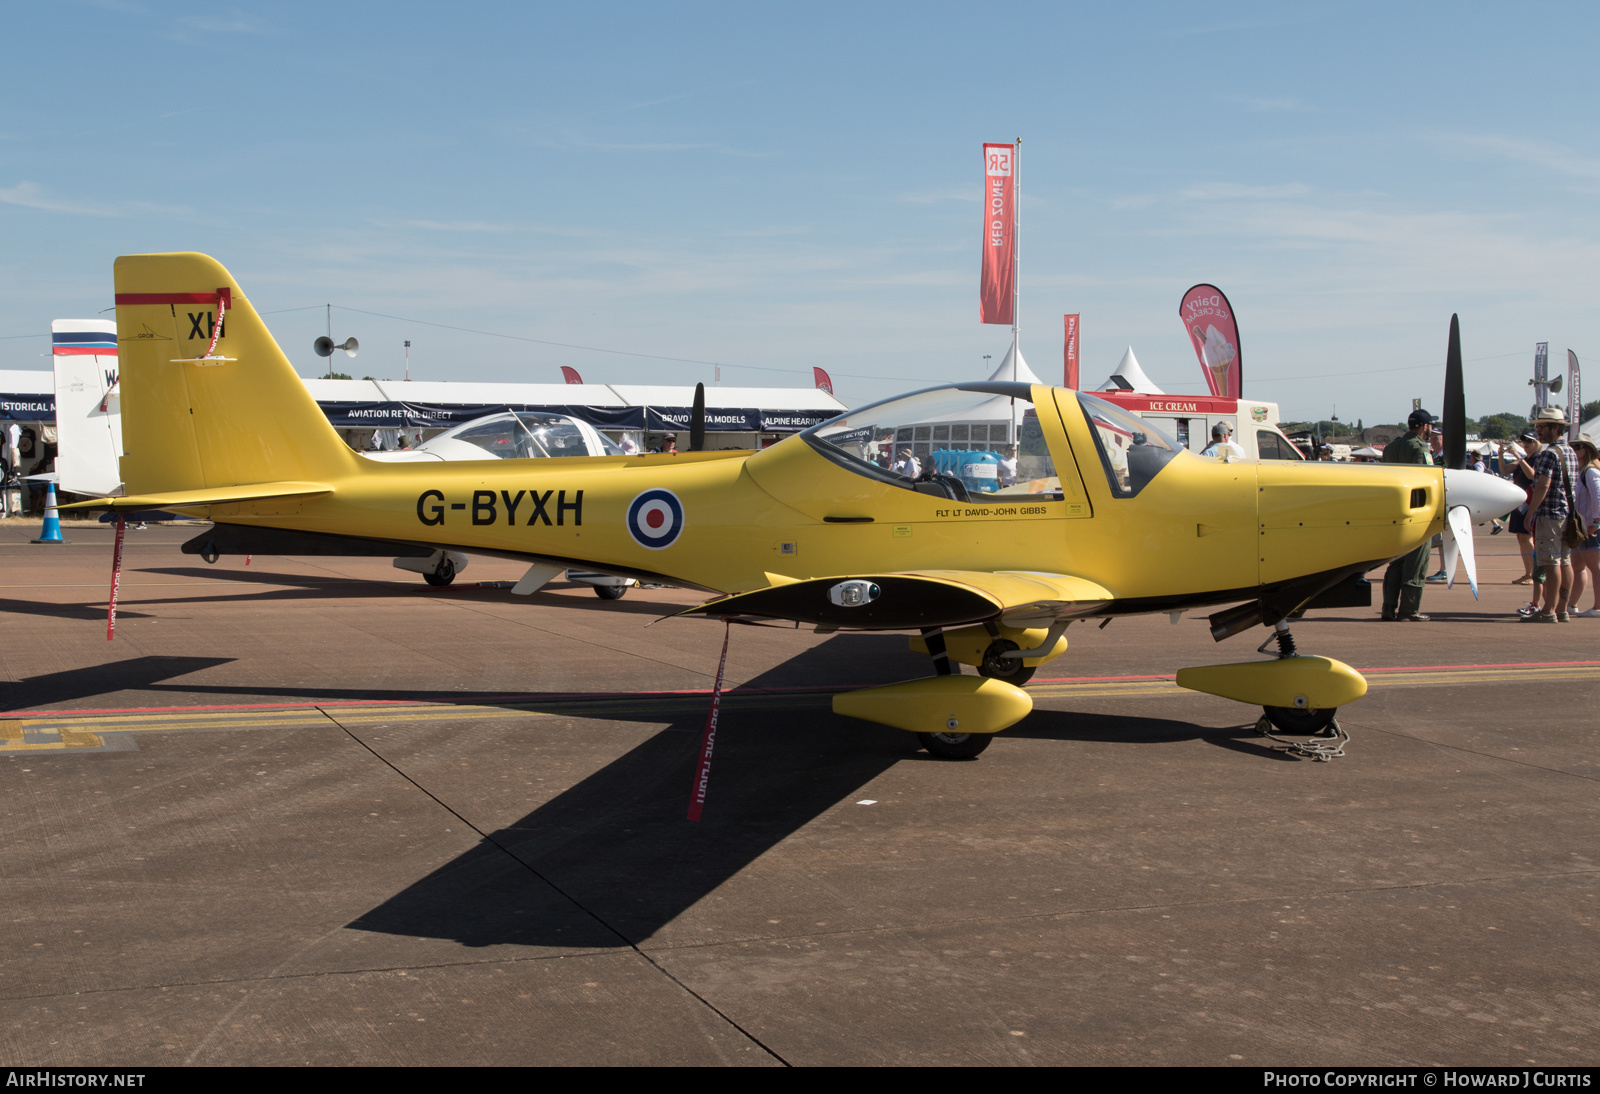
<box><xmin>113</xmin><ymin>252</ymin><xmax>358</xmax><ymax>495</ymax></box>
<box><xmin>51</xmin><ymin>319</ymin><xmax>123</xmax><ymax>495</ymax></box>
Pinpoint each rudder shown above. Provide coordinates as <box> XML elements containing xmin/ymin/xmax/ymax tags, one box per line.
<box><xmin>113</xmin><ymin>252</ymin><xmax>357</xmax><ymax>495</ymax></box>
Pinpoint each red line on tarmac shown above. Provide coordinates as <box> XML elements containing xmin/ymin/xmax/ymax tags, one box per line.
<box><xmin>5</xmin><ymin>660</ymin><xmax>1596</xmax><ymax>721</ymax></box>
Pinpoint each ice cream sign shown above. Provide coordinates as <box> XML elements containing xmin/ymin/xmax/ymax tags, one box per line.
<box><xmin>1179</xmin><ymin>284</ymin><xmax>1242</xmax><ymax>399</ymax></box>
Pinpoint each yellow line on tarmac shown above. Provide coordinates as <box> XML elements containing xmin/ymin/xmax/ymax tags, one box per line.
<box><xmin>0</xmin><ymin>703</ymin><xmax>556</xmax><ymax>753</ymax></box>
<box><xmin>6</xmin><ymin>663</ymin><xmax>1594</xmax><ymax>754</ymax></box>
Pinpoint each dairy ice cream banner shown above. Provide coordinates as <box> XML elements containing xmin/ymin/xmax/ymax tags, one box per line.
<box><xmin>1179</xmin><ymin>284</ymin><xmax>1241</xmax><ymax>399</ymax></box>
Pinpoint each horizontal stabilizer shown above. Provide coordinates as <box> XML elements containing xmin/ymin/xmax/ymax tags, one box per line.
<box><xmin>679</xmin><ymin>569</ymin><xmax>1112</xmax><ymax>630</ymax></box>
<box><xmin>61</xmin><ymin>481</ymin><xmax>331</xmax><ymax>512</ymax></box>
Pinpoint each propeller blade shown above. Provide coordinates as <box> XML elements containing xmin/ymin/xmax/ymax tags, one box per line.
<box><xmin>1444</xmin><ymin>314</ymin><xmax>1465</xmax><ymax>472</ymax></box>
<box><xmin>1441</xmin><ymin>511</ymin><xmax>1460</xmax><ymax>586</ymax></box>
<box><xmin>689</xmin><ymin>382</ymin><xmax>706</xmax><ymax>452</ymax></box>
<box><xmin>1445</xmin><ymin>504</ymin><xmax>1479</xmax><ymax>599</ymax></box>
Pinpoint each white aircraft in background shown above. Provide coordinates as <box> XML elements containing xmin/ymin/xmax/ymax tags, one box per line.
<box><xmin>50</xmin><ymin>325</ymin><xmax>635</xmax><ymax>598</ymax></box>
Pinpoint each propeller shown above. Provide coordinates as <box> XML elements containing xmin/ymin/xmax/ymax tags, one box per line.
<box><xmin>689</xmin><ymin>382</ymin><xmax>706</xmax><ymax>452</ymax></box>
<box><xmin>1437</xmin><ymin>313</ymin><xmax>1522</xmax><ymax>598</ymax></box>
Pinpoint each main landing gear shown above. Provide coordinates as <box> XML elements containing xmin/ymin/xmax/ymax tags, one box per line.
<box><xmin>915</xmin><ymin>626</ymin><xmax>996</xmax><ymax>760</ymax></box>
<box><xmin>423</xmin><ymin>555</ymin><xmax>456</xmax><ymax>587</ymax></box>
<box><xmin>977</xmin><ymin>636</ymin><xmax>1036</xmax><ymax>687</ymax></box>
<box><xmin>830</xmin><ymin>625</ymin><xmax>1044</xmax><ymax>759</ymax></box>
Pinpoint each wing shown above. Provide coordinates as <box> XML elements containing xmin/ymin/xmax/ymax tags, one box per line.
<box><xmin>676</xmin><ymin>570</ymin><xmax>1113</xmax><ymax>631</ymax></box>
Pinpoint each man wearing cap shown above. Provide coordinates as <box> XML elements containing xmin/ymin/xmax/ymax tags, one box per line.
<box><xmin>1200</xmin><ymin>421</ymin><xmax>1244</xmax><ymax>460</ymax></box>
<box><xmin>1522</xmin><ymin>406</ymin><xmax>1580</xmax><ymax>622</ymax></box>
<box><xmin>1379</xmin><ymin>407</ymin><xmax>1435</xmax><ymax>621</ymax></box>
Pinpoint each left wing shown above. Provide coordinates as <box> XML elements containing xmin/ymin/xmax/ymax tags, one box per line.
<box><xmin>676</xmin><ymin>570</ymin><xmax>1113</xmax><ymax>630</ymax></box>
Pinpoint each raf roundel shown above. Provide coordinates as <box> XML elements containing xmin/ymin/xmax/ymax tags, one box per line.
<box><xmin>626</xmin><ymin>488</ymin><xmax>685</xmax><ymax>550</ymax></box>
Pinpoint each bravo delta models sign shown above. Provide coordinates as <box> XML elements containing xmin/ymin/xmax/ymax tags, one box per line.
<box><xmin>68</xmin><ymin>253</ymin><xmax>1523</xmax><ymax>759</ymax></box>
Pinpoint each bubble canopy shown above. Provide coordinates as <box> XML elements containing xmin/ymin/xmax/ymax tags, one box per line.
<box><xmin>801</xmin><ymin>383</ymin><xmax>1064</xmax><ymax>502</ymax></box>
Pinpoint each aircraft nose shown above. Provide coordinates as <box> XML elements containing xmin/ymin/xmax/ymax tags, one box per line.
<box><xmin>1443</xmin><ymin>468</ymin><xmax>1526</xmax><ymax>521</ymax></box>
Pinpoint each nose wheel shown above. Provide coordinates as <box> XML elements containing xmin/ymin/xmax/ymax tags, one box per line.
<box><xmin>917</xmin><ymin>731</ymin><xmax>993</xmax><ymax>759</ymax></box>
<box><xmin>1261</xmin><ymin>705</ymin><xmax>1337</xmax><ymax>735</ymax></box>
<box><xmin>1254</xmin><ymin>621</ymin><xmax>1348</xmax><ymax>759</ymax></box>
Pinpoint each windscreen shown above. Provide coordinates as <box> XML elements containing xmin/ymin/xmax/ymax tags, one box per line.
<box><xmin>1078</xmin><ymin>393</ymin><xmax>1182</xmax><ymax>497</ymax></box>
<box><xmin>804</xmin><ymin>385</ymin><xmax>1063</xmax><ymax>501</ymax></box>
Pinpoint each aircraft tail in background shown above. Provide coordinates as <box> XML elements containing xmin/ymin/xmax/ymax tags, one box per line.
<box><xmin>51</xmin><ymin>319</ymin><xmax>123</xmax><ymax>496</ymax></box>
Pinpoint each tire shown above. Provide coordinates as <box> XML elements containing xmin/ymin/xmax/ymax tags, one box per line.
<box><xmin>917</xmin><ymin>731</ymin><xmax>994</xmax><ymax>759</ymax></box>
<box><xmin>1262</xmin><ymin>705</ymin><xmax>1338</xmax><ymax>735</ymax></box>
<box><xmin>977</xmin><ymin>639</ymin><xmax>1037</xmax><ymax>686</ymax></box>
<box><xmin>593</xmin><ymin>584</ymin><xmax>627</xmax><ymax>600</ymax></box>
<box><xmin>423</xmin><ymin>556</ymin><xmax>456</xmax><ymax>587</ymax></box>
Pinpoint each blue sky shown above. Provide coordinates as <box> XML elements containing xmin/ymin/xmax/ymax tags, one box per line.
<box><xmin>3</xmin><ymin>1</ymin><xmax>1598</xmax><ymax>424</ymax></box>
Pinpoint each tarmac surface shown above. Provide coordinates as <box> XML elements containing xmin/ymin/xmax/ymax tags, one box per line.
<box><xmin>1</xmin><ymin>517</ymin><xmax>1596</xmax><ymax>1066</ymax></box>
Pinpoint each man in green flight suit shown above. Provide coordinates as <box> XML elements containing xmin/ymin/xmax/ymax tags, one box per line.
<box><xmin>1380</xmin><ymin>407</ymin><xmax>1435</xmax><ymax>621</ymax></box>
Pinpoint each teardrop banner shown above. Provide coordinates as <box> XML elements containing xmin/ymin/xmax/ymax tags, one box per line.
<box><xmin>1179</xmin><ymin>284</ymin><xmax>1241</xmax><ymax>398</ymax></box>
<box><xmin>979</xmin><ymin>143</ymin><xmax>1015</xmax><ymax>325</ymax></box>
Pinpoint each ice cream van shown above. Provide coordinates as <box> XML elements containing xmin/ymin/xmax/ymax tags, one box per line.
<box><xmin>1089</xmin><ymin>392</ymin><xmax>1306</xmax><ymax>460</ymax></box>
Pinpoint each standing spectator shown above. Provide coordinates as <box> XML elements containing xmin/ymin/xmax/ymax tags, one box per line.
<box><xmin>1501</xmin><ymin>434</ymin><xmax>1540</xmax><ymax>585</ymax></box>
<box><xmin>997</xmin><ymin>444</ymin><xmax>1018</xmax><ymax>488</ymax></box>
<box><xmin>1569</xmin><ymin>432</ymin><xmax>1600</xmax><ymax>617</ymax></box>
<box><xmin>1380</xmin><ymin>408</ymin><xmax>1434</xmax><ymax>621</ymax></box>
<box><xmin>1521</xmin><ymin>407</ymin><xmax>1580</xmax><ymax>623</ymax></box>
<box><xmin>1200</xmin><ymin>422</ymin><xmax>1244</xmax><ymax>459</ymax></box>
<box><xmin>891</xmin><ymin>446</ymin><xmax>920</xmax><ymax>479</ymax></box>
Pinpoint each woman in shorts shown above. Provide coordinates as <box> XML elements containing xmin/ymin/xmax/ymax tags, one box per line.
<box><xmin>1499</xmin><ymin>434</ymin><xmax>1540</xmax><ymax>585</ymax></box>
<box><xmin>1570</xmin><ymin>433</ymin><xmax>1600</xmax><ymax>617</ymax></box>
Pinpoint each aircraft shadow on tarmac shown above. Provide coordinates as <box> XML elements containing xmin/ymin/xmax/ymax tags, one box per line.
<box><xmin>87</xmin><ymin>637</ymin><xmax>1292</xmax><ymax>948</ymax></box>
<box><xmin>347</xmin><ymin>636</ymin><xmax>921</xmax><ymax>950</ymax></box>
<box><xmin>0</xmin><ymin>655</ymin><xmax>235</xmax><ymax>712</ymax></box>
<box><xmin>338</xmin><ymin>635</ymin><xmax>1292</xmax><ymax>951</ymax></box>
<box><xmin>0</xmin><ymin>597</ymin><xmax>154</xmax><ymax>623</ymax></box>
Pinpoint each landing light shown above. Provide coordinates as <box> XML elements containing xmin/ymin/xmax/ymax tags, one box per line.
<box><xmin>829</xmin><ymin>580</ymin><xmax>881</xmax><ymax>607</ymax></box>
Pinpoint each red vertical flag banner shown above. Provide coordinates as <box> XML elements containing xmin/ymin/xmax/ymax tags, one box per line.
<box><xmin>979</xmin><ymin>143</ymin><xmax>1015</xmax><ymax>325</ymax></box>
<box><xmin>1568</xmin><ymin>350</ymin><xmax>1582</xmax><ymax>428</ymax></box>
<box><xmin>560</xmin><ymin>366</ymin><xmax>584</xmax><ymax>385</ymax></box>
<box><xmin>1063</xmin><ymin>314</ymin><xmax>1080</xmax><ymax>389</ymax></box>
<box><xmin>1179</xmin><ymin>284</ymin><xmax>1242</xmax><ymax>398</ymax></box>
<box><xmin>813</xmin><ymin>367</ymin><xmax>834</xmax><ymax>395</ymax></box>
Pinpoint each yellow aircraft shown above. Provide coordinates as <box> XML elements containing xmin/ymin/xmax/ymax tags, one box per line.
<box><xmin>74</xmin><ymin>252</ymin><xmax>1522</xmax><ymax>758</ymax></box>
